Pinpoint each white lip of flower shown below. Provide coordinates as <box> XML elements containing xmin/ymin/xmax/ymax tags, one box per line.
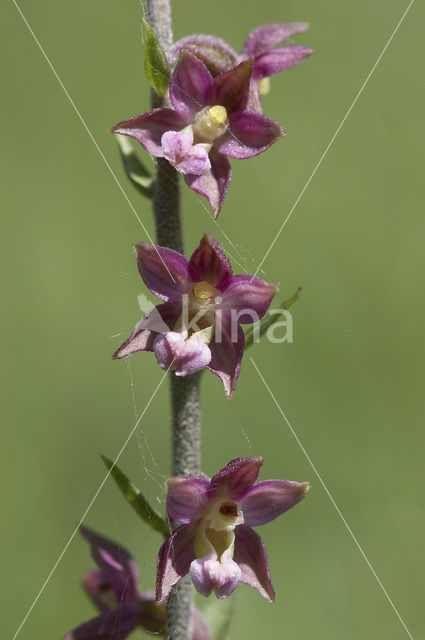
<box><xmin>194</xmin><ymin>499</ymin><xmax>244</xmax><ymax>562</ymax></box>
<box><xmin>193</xmin><ymin>105</ymin><xmax>229</xmax><ymax>143</ymax></box>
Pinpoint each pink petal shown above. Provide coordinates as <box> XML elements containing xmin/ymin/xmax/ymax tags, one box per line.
<box><xmin>153</xmin><ymin>332</ymin><xmax>212</xmax><ymax>376</ymax></box>
<box><xmin>188</xmin><ymin>234</ymin><xmax>233</xmax><ymax>288</ymax></box>
<box><xmin>240</xmin><ymin>480</ymin><xmax>309</xmax><ymax>526</ymax></box>
<box><xmin>166</xmin><ymin>475</ymin><xmax>212</xmax><ymax>523</ymax></box>
<box><xmin>156</xmin><ymin>523</ymin><xmax>197</xmax><ymax>605</ymax></box>
<box><xmin>220</xmin><ymin>274</ymin><xmax>278</xmax><ymax>322</ymax></box>
<box><xmin>246</xmin><ymin>80</ymin><xmax>263</xmax><ymax>113</ymax></box>
<box><xmin>162</xmin><ymin>130</ymin><xmax>211</xmax><ymax>175</ymax></box>
<box><xmin>185</xmin><ymin>150</ymin><xmax>231</xmax><ymax>217</ymax></box>
<box><xmin>80</xmin><ymin>527</ymin><xmax>140</xmax><ymax>605</ymax></box>
<box><xmin>218</xmin><ymin>111</ymin><xmax>285</xmax><ymax>159</ymax></box>
<box><xmin>234</xmin><ymin>525</ymin><xmax>275</xmax><ymax>602</ymax></box>
<box><xmin>210</xmin><ymin>457</ymin><xmax>263</xmax><ymax>499</ymax></box>
<box><xmin>112</xmin><ymin>303</ymin><xmax>181</xmax><ymax>360</ymax></box>
<box><xmin>253</xmin><ymin>46</ymin><xmax>313</xmax><ymax>80</ymax></box>
<box><xmin>207</xmin><ymin>319</ymin><xmax>244</xmax><ymax>399</ymax></box>
<box><xmin>189</xmin><ymin>552</ymin><xmax>241</xmax><ymax>599</ymax></box>
<box><xmin>111</xmin><ymin>109</ymin><xmax>185</xmax><ymax>156</ymax></box>
<box><xmin>209</xmin><ymin>59</ymin><xmax>252</xmax><ymax>115</ymax></box>
<box><xmin>162</xmin><ymin>128</ymin><xmax>193</xmax><ymax>156</ymax></box>
<box><xmin>176</xmin><ymin>143</ymin><xmax>211</xmax><ymax>175</ymax></box>
<box><xmin>134</xmin><ymin>243</ymin><xmax>190</xmax><ymax>302</ymax></box>
<box><xmin>167</xmin><ymin>35</ymin><xmax>238</xmax><ymax>76</ymax></box>
<box><xmin>61</xmin><ymin>606</ymin><xmax>141</xmax><ymax>640</ymax></box>
<box><xmin>242</xmin><ymin>22</ymin><xmax>310</xmax><ymax>57</ymax></box>
<box><xmin>170</xmin><ymin>50</ymin><xmax>212</xmax><ymax>121</ymax></box>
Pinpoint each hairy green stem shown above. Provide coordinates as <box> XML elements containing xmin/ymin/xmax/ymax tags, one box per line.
<box><xmin>170</xmin><ymin>372</ymin><xmax>201</xmax><ymax>476</ymax></box>
<box><xmin>147</xmin><ymin>1</ymin><xmax>199</xmax><ymax>638</ymax></box>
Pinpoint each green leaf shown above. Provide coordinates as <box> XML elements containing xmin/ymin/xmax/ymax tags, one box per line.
<box><xmin>244</xmin><ymin>286</ymin><xmax>302</xmax><ymax>348</ymax></box>
<box><xmin>143</xmin><ymin>18</ymin><xmax>171</xmax><ymax>98</ymax></box>
<box><xmin>203</xmin><ymin>593</ymin><xmax>237</xmax><ymax>640</ymax></box>
<box><xmin>117</xmin><ymin>136</ymin><xmax>154</xmax><ymax>198</ymax></box>
<box><xmin>101</xmin><ymin>455</ymin><xmax>169</xmax><ymax>538</ymax></box>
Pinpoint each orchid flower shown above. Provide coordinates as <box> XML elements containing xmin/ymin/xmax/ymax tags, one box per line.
<box><xmin>168</xmin><ymin>22</ymin><xmax>312</xmax><ymax>111</ymax></box>
<box><xmin>62</xmin><ymin>527</ymin><xmax>210</xmax><ymax>640</ymax></box>
<box><xmin>112</xmin><ymin>234</ymin><xmax>278</xmax><ymax>398</ymax></box>
<box><xmin>156</xmin><ymin>457</ymin><xmax>309</xmax><ymax>603</ymax></box>
<box><xmin>111</xmin><ymin>50</ymin><xmax>284</xmax><ymax>215</ymax></box>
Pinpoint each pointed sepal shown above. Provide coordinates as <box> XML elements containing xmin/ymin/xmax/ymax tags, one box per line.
<box><xmin>244</xmin><ymin>286</ymin><xmax>302</xmax><ymax>348</ymax></box>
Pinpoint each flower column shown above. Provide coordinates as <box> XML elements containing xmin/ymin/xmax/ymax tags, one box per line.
<box><xmin>147</xmin><ymin>1</ymin><xmax>199</xmax><ymax>639</ymax></box>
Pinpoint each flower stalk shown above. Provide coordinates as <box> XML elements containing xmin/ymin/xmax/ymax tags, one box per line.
<box><xmin>147</xmin><ymin>1</ymin><xmax>198</xmax><ymax>638</ymax></box>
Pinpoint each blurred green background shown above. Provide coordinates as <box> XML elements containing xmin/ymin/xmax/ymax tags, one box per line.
<box><xmin>1</xmin><ymin>0</ymin><xmax>424</xmax><ymax>638</ymax></box>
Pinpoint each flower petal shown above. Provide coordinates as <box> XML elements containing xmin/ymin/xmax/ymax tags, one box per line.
<box><xmin>167</xmin><ymin>35</ymin><xmax>238</xmax><ymax>76</ymax></box>
<box><xmin>166</xmin><ymin>476</ymin><xmax>210</xmax><ymax>524</ymax></box>
<box><xmin>62</xmin><ymin>607</ymin><xmax>140</xmax><ymax>640</ymax></box>
<box><xmin>253</xmin><ymin>45</ymin><xmax>313</xmax><ymax>80</ymax></box>
<box><xmin>218</xmin><ymin>111</ymin><xmax>285</xmax><ymax>159</ymax></box>
<box><xmin>111</xmin><ymin>109</ymin><xmax>185</xmax><ymax>156</ymax></box>
<box><xmin>209</xmin><ymin>59</ymin><xmax>252</xmax><ymax>115</ymax></box>
<box><xmin>162</xmin><ymin>130</ymin><xmax>211</xmax><ymax>175</ymax></box>
<box><xmin>185</xmin><ymin>150</ymin><xmax>231</xmax><ymax>217</ymax></box>
<box><xmin>80</xmin><ymin>527</ymin><xmax>140</xmax><ymax>605</ymax></box>
<box><xmin>241</xmin><ymin>480</ymin><xmax>309</xmax><ymax>526</ymax></box>
<box><xmin>190</xmin><ymin>552</ymin><xmax>241</xmax><ymax>599</ymax></box>
<box><xmin>134</xmin><ymin>243</ymin><xmax>190</xmax><ymax>302</ymax></box>
<box><xmin>220</xmin><ymin>274</ymin><xmax>278</xmax><ymax>323</ymax></box>
<box><xmin>162</xmin><ymin>127</ymin><xmax>193</xmax><ymax>158</ymax></box>
<box><xmin>82</xmin><ymin>570</ymin><xmax>114</xmax><ymax>612</ymax></box>
<box><xmin>188</xmin><ymin>234</ymin><xmax>233</xmax><ymax>288</ymax></box>
<box><xmin>210</xmin><ymin>457</ymin><xmax>263</xmax><ymax>498</ymax></box>
<box><xmin>233</xmin><ymin>525</ymin><xmax>274</xmax><ymax>602</ymax></box>
<box><xmin>242</xmin><ymin>22</ymin><xmax>310</xmax><ymax>57</ymax></box>
<box><xmin>153</xmin><ymin>332</ymin><xmax>212</xmax><ymax>376</ymax></box>
<box><xmin>156</xmin><ymin>523</ymin><xmax>197</xmax><ymax>604</ymax></box>
<box><xmin>166</xmin><ymin>475</ymin><xmax>211</xmax><ymax>523</ymax></box>
<box><xmin>246</xmin><ymin>80</ymin><xmax>263</xmax><ymax>113</ymax></box>
<box><xmin>112</xmin><ymin>303</ymin><xmax>181</xmax><ymax>359</ymax></box>
<box><xmin>207</xmin><ymin>318</ymin><xmax>244</xmax><ymax>399</ymax></box>
<box><xmin>170</xmin><ymin>50</ymin><xmax>212</xmax><ymax>121</ymax></box>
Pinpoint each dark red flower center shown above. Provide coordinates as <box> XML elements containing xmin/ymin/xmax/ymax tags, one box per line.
<box><xmin>219</xmin><ymin>501</ymin><xmax>239</xmax><ymax>518</ymax></box>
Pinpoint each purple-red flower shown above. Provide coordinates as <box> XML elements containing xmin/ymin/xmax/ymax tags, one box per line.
<box><xmin>62</xmin><ymin>527</ymin><xmax>210</xmax><ymax>640</ymax></box>
<box><xmin>156</xmin><ymin>457</ymin><xmax>309</xmax><ymax>603</ymax></box>
<box><xmin>112</xmin><ymin>234</ymin><xmax>278</xmax><ymax>398</ymax></box>
<box><xmin>168</xmin><ymin>23</ymin><xmax>312</xmax><ymax>111</ymax></box>
<box><xmin>111</xmin><ymin>50</ymin><xmax>284</xmax><ymax>215</ymax></box>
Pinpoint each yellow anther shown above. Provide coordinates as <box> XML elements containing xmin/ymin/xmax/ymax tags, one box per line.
<box><xmin>193</xmin><ymin>280</ymin><xmax>215</xmax><ymax>301</ymax></box>
<box><xmin>193</xmin><ymin>106</ymin><xmax>229</xmax><ymax>142</ymax></box>
<box><xmin>207</xmin><ymin>105</ymin><xmax>228</xmax><ymax>125</ymax></box>
<box><xmin>257</xmin><ymin>77</ymin><xmax>271</xmax><ymax>96</ymax></box>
